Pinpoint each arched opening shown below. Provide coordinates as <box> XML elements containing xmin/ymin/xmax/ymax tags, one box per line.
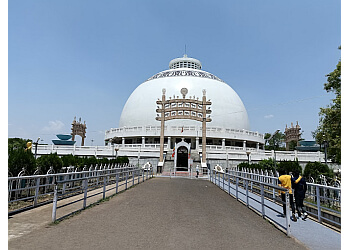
<box><xmin>177</xmin><ymin>146</ymin><xmax>188</xmax><ymax>171</ymax></box>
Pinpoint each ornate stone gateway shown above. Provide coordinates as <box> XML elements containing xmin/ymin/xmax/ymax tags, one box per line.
<box><xmin>71</xmin><ymin>117</ymin><xmax>87</xmax><ymax>146</ymax></box>
<box><xmin>156</xmin><ymin>88</ymin><xmax>211</xmax><ymax>172</ymax></box>
<box><xmin>284</xmin><ymin>121</ymin><xmax>301</xmax><ymax>150</ymax></box>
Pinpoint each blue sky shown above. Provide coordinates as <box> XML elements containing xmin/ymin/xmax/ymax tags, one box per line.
<box><xmin>8</xmin><ymin>0</ymin><xmax>341</xmax><ymax>146</ymax></box>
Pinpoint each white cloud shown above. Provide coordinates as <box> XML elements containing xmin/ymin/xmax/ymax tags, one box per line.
<box><xmin>264</xmin><ymin>114</ymin><xmax>274</xmax><ymax>119</ymax></box>
<box><xmin>42</xmin><ymin>120</ymin><xmax>65</xmax><ymax>133</ymax></box>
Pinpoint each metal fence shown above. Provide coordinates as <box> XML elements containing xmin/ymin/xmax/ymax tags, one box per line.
<box><xmin>210</xmin><ymin>168</ymin><xmax>341</xmax><ymax>230</ymax></box>
<box><xmin>51</xmin><ymin>166</ymin><xmax>152</xmax><ymax>222</ymax></box>
<box><xmin>8</xmin><ymin>164</ymin><xmax>152</xmax><ymax>216</ymax></box>
<box><xmin>210</xmin><ymin>169</ymin><xmax>293</xmax><ymax>236</ymax></box>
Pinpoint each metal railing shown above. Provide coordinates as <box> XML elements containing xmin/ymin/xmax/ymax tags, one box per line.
<box><xmin>210</xmin><ymin>169</ymin><xmax>292</xmax><ymax>236</ymax></box>
<box><xmin>211</xmin><ymin>168</ymin><xmax>341</xmax><ymax>229</ymax></box>
<box><xmin>8</xmin><ymin>165</ymin><xmax>152</xmax><ymax>215</ymax></box>
<box><xmin>51</xmin><ymin>166</ymin><xmax>152</xmax><ymax>222</ymax></box>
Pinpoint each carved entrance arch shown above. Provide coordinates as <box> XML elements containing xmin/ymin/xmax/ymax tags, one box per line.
<box><xmin>177</xmin><ymin>146</ymin><xmax>188</xmax><ymax>170</ymax></box>
<box><xmin>173</xmin><ymin>139</ymin><xmax>191</xmax><ymax>171</ymax></box>
<box><xmin>71</xmin><ymin>117</ymin><xmax>87</xmax><ymax>146</ymax></box>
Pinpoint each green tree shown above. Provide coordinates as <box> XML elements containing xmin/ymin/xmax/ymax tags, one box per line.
<box><xmin>8</xmin><ymin>138</ymin><xmax>36</xmax><ymax>176</ymax></box>
<box><xmin>277</xmin><ymin>160</ymin><xmax>302</xmax><ymax>175</ymax></box>
<box><xmin>116</xmin><ymin>156</ymin><xmax>129</xmax><ymax>164</ymax></box>
<box><xmin>61</xmin><ymin>154</ymin><xmax>77</xmax><ymax>168</ymax></box>
<box><xmin>288</xmin><ymin>140</ymin><xmax>298</xmax><ymax>151</ymax></box>
<box><xmin>36</xmin><ymin>153</ymin><xmax>63</xmax><ymax>174</ymax></box>
<box><xmin>313</xmin><ymin>47</ymin><xmax>341</xmax><ymax>163</ymax></box>
<box><xmin>83</xmin><ymin>156</ymin><xmax>99</xmax><ymax>167</ymax></box>
<box><xmin>264</xmin><ymin>131</ymin><xmax>285</xmax><ymax>150</ymax></box>
<box><xmin>258</xmin><ymin>158</ymin><xmax>275</xmax><ymax>171</ymax></box>
<box><xmin>303</xmin><ymin>162</ymin><xmax>333</xmax><ymax>182</ymax></box>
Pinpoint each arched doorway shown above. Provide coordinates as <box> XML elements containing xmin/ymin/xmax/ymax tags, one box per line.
<box><xmin>177</xmin><ymin>146</ymin><xmax>188</xmax><ymax>171</ymax></box>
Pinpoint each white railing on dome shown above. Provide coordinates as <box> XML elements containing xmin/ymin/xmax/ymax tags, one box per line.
<box><xmin>123</xmin><ymin>144</ymin><xmax>165</xmax><ymax>149</ymax></box>
<box><xmin>105</xmin><ymin>125</ymin><xmax>265</xmax><ymax>139</ymax></box>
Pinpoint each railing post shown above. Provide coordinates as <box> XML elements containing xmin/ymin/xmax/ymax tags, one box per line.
<box><xmin>222</xmin><ymin>173</ymin><xmax>225</xmax><ymax>190</ymax></box>
<box><xmin>132</xmin><ymin>169</ymin><xmax>135</xmax><ymax>187</ymax></box>
<box><xmin>125</xmin><ymin>170</ymin><xmax>128</xmax><ymax>190</ymax></box>
<box><xmin>115</xmin><ymin>170</ymin><xmax>119</xmax><ymax>194</ymax></box>
<box><xmin>228</xmin><ymin>173</ymin><xmax>231</xmax><ymax>195</ymax></box>
<box><xmin>138</xmin><ymin>169</ymin><xmax>140</xmax><ymax>184</ymax></box>
<box><xmin>103</xmin><ymin>176</ymin><xmax>106</xmax><ymax>199</ymax></box>
<box><xmin>52</xmin><ymin>182</ymin><xmax>58</xmax><ymax>223</ymax></box>
<box><xmin>260</xmin><ymin>183</ymin><xmax>265</xmax><ymax>218</ymax></box>
<box><xmin>245</xmin><ymin>180</ymin><xmax>249</xmax><ymax>207</ymax></box>
<box><xmin>34</xmin><ymin>177</ymin><xmax>40</xmax><ymax>206</ymax></box>
<box><xmin>143</xmin><ymin>169</ymin><xmax>145</xmax><ymax>182</ymax></box>
<box><xmin>285</xmin><ymin>192</ymin><xmax>291</xmax><ymax>236</ymax></box>
<box><xmin>83</xmin><ymin>179</ymin><xmax>88</xmax><ymax>209</ymax></box>
<box><xmin>62</xmin><ymin>174</ymin><xmax>67</xmax><ymax>194</ymax></box>
<box><xmin>147</xmin><ymin>169</ymin><xmax>149</xmax><ymax>180</ymax></box>
<box><xmin>316</xmin><ymin>186</ymin><xmax>322</xmax><ymax>222</ymax></box>
<box><xmin>236</xmin><ymin>176</ymin><xmax>239</xmax><ymax>200</ymax></box>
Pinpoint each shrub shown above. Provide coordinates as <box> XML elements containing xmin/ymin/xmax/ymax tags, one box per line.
<box><xmin>258</xmin><ymin>158</ymin><xmax>275</xmax><ymax>171</ymax></box>
<box><xmin>276</xmin><ymin>160</ymin><xmax>302</xmax><ymax>175</ymax></box>
<box><xmin>36</xmin><ymin>153</ymin><xmax>63</xmax><ymax>174</ymax></box>
<box><xmin>303</xmin><ymin>162</ymin><xmax>333</xmax><ymax>181</ymax></box>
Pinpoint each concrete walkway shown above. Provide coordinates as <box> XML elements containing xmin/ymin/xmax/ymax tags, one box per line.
<box><xmin>9</xmin><ymin>178</ymin><xmax>308</xmax><ymax>250</ymax></box>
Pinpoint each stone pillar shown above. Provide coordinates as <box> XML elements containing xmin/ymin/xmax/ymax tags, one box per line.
<box><xmin>222</xmin><ymin>139</ymin><xmax>226</xmax><ymax>148</ymax></box>
<box><xmin>159</xmin><ymin>89</ymin><xmax>166</xmax><ymax>163</ymax></box>
<box><xmin>243</xmin><ymin>140</ymin><xmax>246</xmax><ymax>150</ymax></box>
<box><xmin>256</xmin><ymin>142</ymin><xmax>259</xmax><ymax>150</ymax></box>
<box><xmin>202</xmin><ymin>92</ymin><xmax>207</xmax><ymax>164</ymax></box>
<box><xmin>142</xmin><ymin>137</ymin><xmax>145</xmax><ymax>148</ymax></box>
<box><xmin>168</xmin><ymin>137</ymin><xmax>171</xmax><ymax>149</ymax></box>
<box><xmin>196</xmin><ymin>137</ymin><xmax>199</xmax><ymax>150</ymax></box>
<box><xmin>122</xmin><ymin>137</ymin><xmax>125</xmax><ymax>147</ymax></box>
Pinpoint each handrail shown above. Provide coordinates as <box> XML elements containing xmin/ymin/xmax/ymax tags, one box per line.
<box><xmin>210</xmin><ymin>169</ymin><xmax>341</xmax><ymax>230</ymax></box>
<box><xmin>211</xmin><ymin>169</ymin><xmax>292</xmax><ymax>235</ymax></box>
<box><xmin>51</xmin><ymin>167</ymin><xmax>151</xmax><ymax>222</ymax></box>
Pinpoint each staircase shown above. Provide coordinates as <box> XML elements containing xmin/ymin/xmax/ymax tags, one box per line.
<box><xmin>162</xmin><ymin>160</ymin><xmax>174</xmax><ymax>174</ymax></box>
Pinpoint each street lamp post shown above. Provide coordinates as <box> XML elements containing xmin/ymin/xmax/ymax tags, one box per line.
<box><xmin>34</xmin><ymin>137</ymin><xmax>40</xmax><ymax>159</ymax></box>
<box><xmin>323</xmin><ymin>136</ymin><xmax>328</xmax><ymax>165</ymax></box>
<box><xmin>267</xmin><ymin>130</ymin><xmax>280</xmax><ymax>174</ymax></box>
<box><xmin>115</xmin><ymin>148</ymin><xmax>119</xmax><ymax>159</ymax></box>
<box><xmin>246</xmin><ymin>151</ymin><xmax>251</xmax><ymax>165</ymax></box>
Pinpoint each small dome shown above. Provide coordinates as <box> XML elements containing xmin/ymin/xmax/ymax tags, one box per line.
<box><xmin>169</xmin><ymin>54</ymin><xmax>202</xmax><ymax>70</ymax></box>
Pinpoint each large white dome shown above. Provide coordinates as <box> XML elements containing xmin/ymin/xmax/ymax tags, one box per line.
<box><xmin>119</xmin><ymin>57</ymin><xmax>250</xmax><ymax>130</ymax></box>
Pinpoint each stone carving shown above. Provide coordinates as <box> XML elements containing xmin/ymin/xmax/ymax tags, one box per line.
<box><xmin>146</xmin><ymin>70</ymin><xmax>224</xmax><ymax>83</ymax></box>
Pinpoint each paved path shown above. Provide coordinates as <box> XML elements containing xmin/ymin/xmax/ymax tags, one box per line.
<box><xmin>9</xmin><ymin>178</ymin><xmax>308</xmax><ymax>250</ymax></box>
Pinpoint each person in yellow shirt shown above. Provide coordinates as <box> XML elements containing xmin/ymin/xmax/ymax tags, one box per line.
<box><xmin>278</xmin><ymin>169</ymin><xmax>302</xmax><ymax>222</ymax></box>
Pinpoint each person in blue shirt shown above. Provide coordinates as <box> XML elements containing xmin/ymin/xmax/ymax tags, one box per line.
<box><xmin>292</xmin><ymin>171</ymin><xmax>308</xmax><ymax>220</ymax></box>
